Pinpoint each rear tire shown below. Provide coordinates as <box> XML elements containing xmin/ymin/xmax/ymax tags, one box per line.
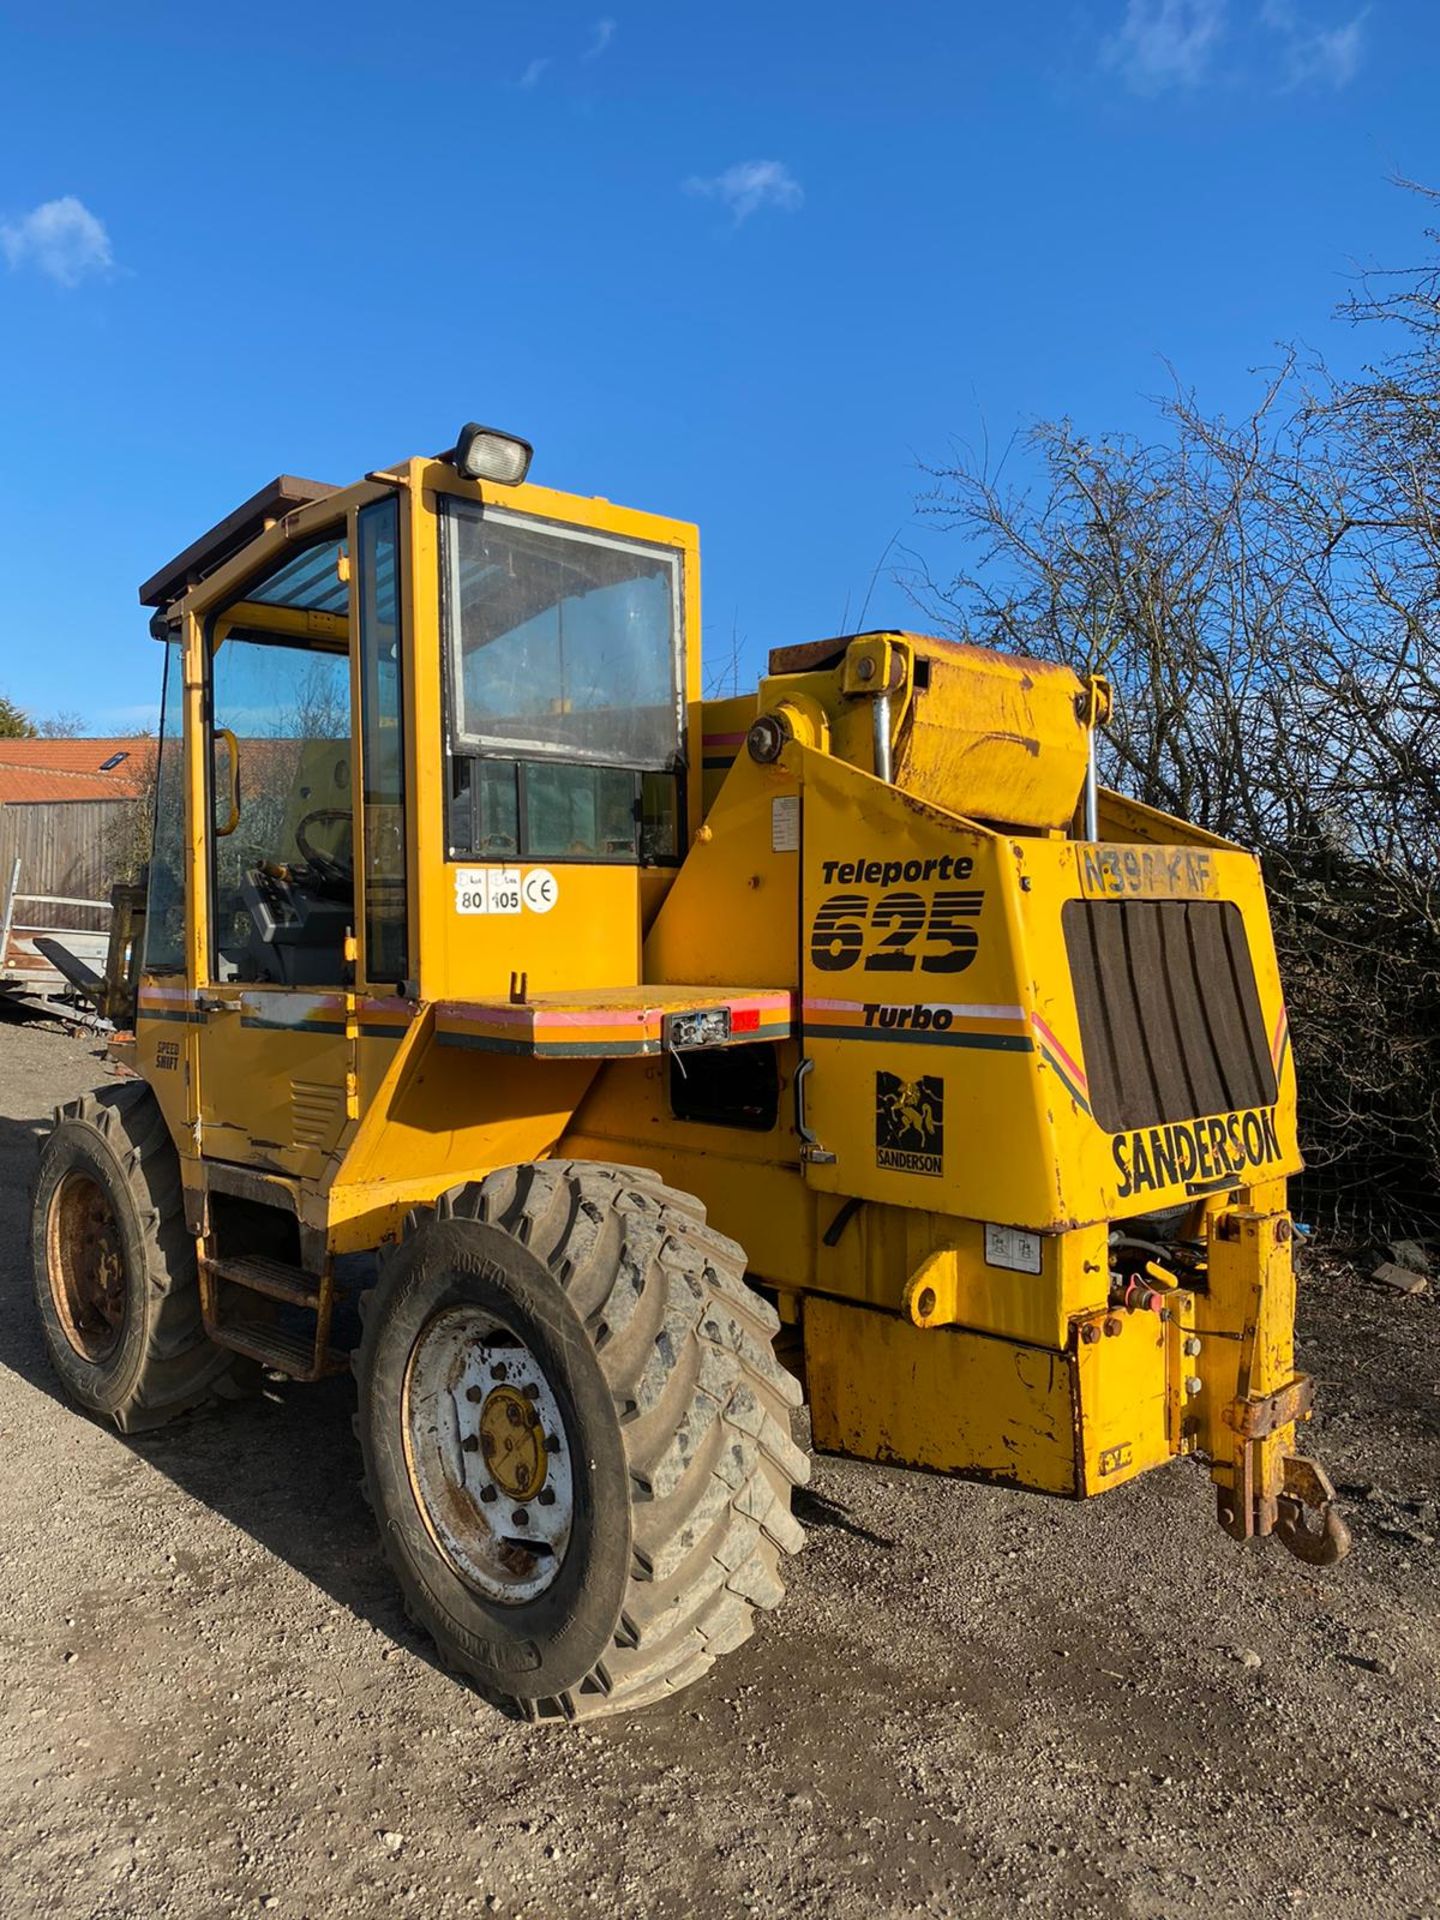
<box><xmin>354</xmin><ymin>1160</ymin><xmax>809</xmax><ymax>1720</ymax></box>
<box><xmin>31</xmin><ymin>1082</ymin><xmax>247</xmax><ymax>1432</ymax></box>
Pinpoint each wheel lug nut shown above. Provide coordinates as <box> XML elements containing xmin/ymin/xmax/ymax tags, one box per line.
<box><xmin>491</xmin><ymin>1362</ymin><xmax>507</xmax><ymax>1381</ymax></box>
<box><xmin>480</xmin><ymin>1484</ymin><xmax>497</xmax><ymax>1503</ymax></box>
<box><xmin>465</xmin><ymin>1385</ymin><xmax>484</xmax><ymax>1403</ymax></box>
<box><xmin>523</xmin><ymin>1381</ymin><xmax>540</xmax><ymax>1400</ymax></box>
<box><xmin>512</xmin><ymin>1509</ymin><xmax>529</xmax><ymax>1528</ymax></box>
<box><xmin>537</xmin><ymin>1488</ymin><xmax>555</xmax><ymax>1506</ymax></box>
<box><xmin>546</xmin><ymin>1433</ymin><xmax>561</xmax><ymax>1451</ymax></box>
<box><xmin>462</xmin><ymin>1435</ymin><xmax>479</xmax><ymax>1453</ymax></box>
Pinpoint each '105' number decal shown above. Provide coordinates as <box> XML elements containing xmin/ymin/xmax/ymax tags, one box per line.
<box><xmin>810</xmin><ymin>890</ymin><xmax>983</xmax><ymax>974</ymax></box>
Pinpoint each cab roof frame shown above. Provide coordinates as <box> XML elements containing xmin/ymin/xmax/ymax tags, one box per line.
<box><xmin>139</xmin><ymin>475</ymin><xmax>339</xmax><ymax>611</ymax></box>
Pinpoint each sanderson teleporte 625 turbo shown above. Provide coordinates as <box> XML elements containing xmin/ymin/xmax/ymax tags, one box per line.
<box><xmin>32</xmin><ymin>420</ymin><xmax>1348</xmax><ymax>1721</ymax></box>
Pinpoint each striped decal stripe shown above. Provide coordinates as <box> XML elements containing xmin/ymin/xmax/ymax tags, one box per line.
<box><xmin>1032</xmin><ymin>1012</ymin><xmax>1092</xmax><ymax>1115</ymax></box>
<box><xmin>800</xmin><ymin>997</ymin><xmax>1034</xmax><ymax>1052</ymax></box>
<box><xmin>1271</xmin><ymin>1005</ymin><xmax>1291</xmax><ymax>1079</ymax></box>
<box><xmin>436</xmin><ymin>995</ymin><xmax>791</xmax><ymax>1056</ymax></box>
<box><xmin>436</xmin><ymin>1029</ymin><xmax>787</xmax><ymax>1058</ymax></box>
<box><xmin>138</xmin><ymin>986</ymin><xmax>411</xmax><ymax>1040</ymax></box>
<box><xmin>803</xmin><ymin>1022</ymin><xmax>1034</xmax><ymax>1053</ymax></box>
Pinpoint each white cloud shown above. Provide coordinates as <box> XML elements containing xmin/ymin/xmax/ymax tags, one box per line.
<box><xmin>685</xmin><ymin>160</ymin><xmax>804</xmax><ymax>225</ymax></box>
<box><xmin>1</xmin><ymin>196</ymin><xmax>114</xmax><ymax>288</ymax></box>
<box><xmin>1261</xmin><ymin>0</ymin><xmax>1367</xmax><ymax>89</ymax></box>
<box><xmin>1101</xmin><ymin>0</ymin><xmax>1227</xmax><ymax>92</ymax></box>
<box><xmin>516</xmin><ymin>56</ymin><xmax>550</xmax><ymax>88</ymax></box>
<box><xmin>584</xmin><ymin>16</ymin><xmax>616</xmax><ymax>60</ymax></box>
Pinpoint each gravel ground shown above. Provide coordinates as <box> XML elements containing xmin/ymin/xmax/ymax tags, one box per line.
<box><xmin>2</xmin><ymin>1008</ymin><xmax>1438</xmax><ymax>1920</ymax></box>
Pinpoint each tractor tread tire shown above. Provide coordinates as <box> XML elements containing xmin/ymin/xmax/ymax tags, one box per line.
<box><xmin>32</xmin><ymin>1081</ymin><xmax>247</xmax><ymax>1432</ymax></box>
<box><xmin>357</xmin><ymin>1159</ymin><xmax>808</xmax><ymax>1721</ymax></box>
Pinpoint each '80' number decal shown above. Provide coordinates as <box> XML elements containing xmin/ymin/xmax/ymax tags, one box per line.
<box><xmin>810</xmin><ymin>890</ymin><xmax>983</xmax><ymax>974</ymax></box>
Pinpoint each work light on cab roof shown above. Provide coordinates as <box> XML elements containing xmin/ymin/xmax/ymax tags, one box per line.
<box><xmin>450</xmin><ymin>422</ymin><xmax>533</xmax><ymax>486</ymax></box>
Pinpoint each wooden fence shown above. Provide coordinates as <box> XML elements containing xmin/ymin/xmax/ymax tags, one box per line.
<box><xmin>0</xmin><ymin>801</ymin><xmax>134</xmax><ymax>932</ymax></box>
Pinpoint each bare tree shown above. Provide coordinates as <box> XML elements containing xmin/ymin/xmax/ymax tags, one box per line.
<box><xmin>906</xmin><ymin>187</ymin><xmax>1440</xmax><ymax>1223</ymax></box>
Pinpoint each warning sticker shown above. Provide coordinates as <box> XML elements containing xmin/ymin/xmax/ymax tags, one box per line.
<box><xmin>772</xmin><ymin>795</ymin><xmax>800</xmax><ymax>854</ymax></box>
<box><xmin>455</xmin><ymin>868</ymin><xmax>520</xmax><ymax>914</ymax></box>
<box><xmin>454</xmin><ymin>867</ymin><xmax>560</xmax><ymax>915</ymax></box>
<box><xmin>983</xmin><ymin>1223</ymin><xmax>1042</xmax><ymax>1274</ymax></box>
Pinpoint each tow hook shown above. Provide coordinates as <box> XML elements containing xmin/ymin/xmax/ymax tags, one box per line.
<box><xmin>1274</xmin><ymin>1454</ymin><xmax>1353</xmax><ymax>1567</ymax></box>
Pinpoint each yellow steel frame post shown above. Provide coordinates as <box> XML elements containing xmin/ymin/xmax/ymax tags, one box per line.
<box><xmin>1197</xmin><ymin>1208</ymin><xmax>1349</xmax><ymax>1561</ymax></box>
<box><xmin>1201</xmin><ymin>1209</ymin><xmax>1297</xmax><ymax>1536</ymax></box>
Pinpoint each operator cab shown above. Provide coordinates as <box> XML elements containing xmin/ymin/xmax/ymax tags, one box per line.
<box><xmin>137</xmin><ymin>426</ymin><xmax>695</xmax><ymax>1025</ymax></box>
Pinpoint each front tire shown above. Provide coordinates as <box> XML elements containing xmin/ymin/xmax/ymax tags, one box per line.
<box><xmin>355</xmin><ymin>1160</ymin><xmax>809</xmax><ymax>1721</ymax></box>
<box><xmin>31</xmin><ymin>1082</ymin><xmax>246</xmax><ymax>1432</ymax></box>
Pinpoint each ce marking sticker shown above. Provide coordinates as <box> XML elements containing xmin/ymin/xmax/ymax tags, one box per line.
<box><xmin>455</xmin><ymin>867</ymin><xmax>560</xmax><ymax>915</ymax></box>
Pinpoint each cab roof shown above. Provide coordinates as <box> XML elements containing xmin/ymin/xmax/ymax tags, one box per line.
<box><xmin>138</xmin><ymin>475</ymin><xmax>337</xmax><ymax>610</ymax></box>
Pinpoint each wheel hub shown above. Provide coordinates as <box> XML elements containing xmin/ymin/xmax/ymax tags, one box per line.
<box><xmin>47</xmin><ymin>1171</ymin><xmax>127</xmax><ymax>1363</ymax></box>
<box><xmin>478</xmin><ymin>1384</ymin><xmax>549</xmax><ymax>1500</ymax></box>
<box><xmin>402</xmin><ymin>1307</ymin><xmax>574</xmax><ymax>1605</ymax></box>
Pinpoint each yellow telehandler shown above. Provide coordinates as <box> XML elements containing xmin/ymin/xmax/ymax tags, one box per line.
<box><xmin>31</xmin><ymin>423</ymin><xmax>1349</xmax><ymax>1721</ymax></box>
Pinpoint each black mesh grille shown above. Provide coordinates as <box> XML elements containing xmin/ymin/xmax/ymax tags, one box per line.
<box><xmin>1062</xmin><ymin>899</ymin><xmax>1277</xmax><ymax>1132</ymax></box>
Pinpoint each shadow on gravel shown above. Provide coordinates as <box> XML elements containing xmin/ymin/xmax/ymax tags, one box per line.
<box><xmin>0</xmin><ymin>1102</ymin><xmax>448</xmax><ymax>1685</ymax></box>
<box><xmin>793</xmin><ymin>1485</ymin><xmax>898</xmax><ymax>1549</ymax></box>
<box><xmin>124</xmin><ymin>1369</ymin><xmax>451</xmax><ymax>1679</ymax></box>
<box><xmin>0</xmin><ymin>1111</ymin><xmax>75</xmax><ymax>1416</ymax></box>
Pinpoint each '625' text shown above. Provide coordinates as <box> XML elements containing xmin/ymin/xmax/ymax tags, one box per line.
<box><xmin>810</xmin><ymin>889</ymin><xmax>984</xmax><ymax>975</ymax></box>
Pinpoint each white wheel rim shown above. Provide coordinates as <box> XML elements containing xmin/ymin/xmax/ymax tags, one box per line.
<box><xmin>402</xmin><ymin>1306</ymin><xmax>575</xmax><ymax>1605</ymax></box>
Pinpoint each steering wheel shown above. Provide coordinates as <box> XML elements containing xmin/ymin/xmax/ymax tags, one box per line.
<box><xmin>295</xmin><ymin>808</ymin><xmax>355</xmax><ymax>892</ymax></box>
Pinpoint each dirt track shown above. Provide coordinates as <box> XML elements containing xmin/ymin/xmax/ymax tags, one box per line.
<box><xmin>2</xmin><ymin>1010</ymin><xmax>1438</xmax><ymax>1919</ymax></box>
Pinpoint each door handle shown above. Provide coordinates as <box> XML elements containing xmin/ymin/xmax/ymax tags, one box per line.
<box><xmin>794</xmin><ymin>1056</ymin><xmax>837</xmax><ymax>1166</ymax></box>
<box><xmin>195</xmin><ymin>994</ymin><xmax>238</xmax><ymax>1015</ymax></box>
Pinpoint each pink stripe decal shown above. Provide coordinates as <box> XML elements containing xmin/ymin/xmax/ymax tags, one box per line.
<box><xmin>439</xmin><ymin>993</ymin><xmax>792</xmax><ymax>1034</ymax></box>
<box><xmin>805</xmin><ymin>996</ymin><xmax>1025</xmax><ymax>1022</ymax></box>
<box><xmin>1031</xmin><ymin>1013</ymin><xmax>1088</xmax><ymax>1091</ymax></box>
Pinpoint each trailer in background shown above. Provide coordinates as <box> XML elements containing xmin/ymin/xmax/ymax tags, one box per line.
<box><xmin>0</xmin><ymin>789</ymin><xmax>139</xmax><ymax>1026</ymax></box>
<box><xmin>0</xmin><ymin>856</ymin><xmax>112</xmax><ymax>1024</ymax></box>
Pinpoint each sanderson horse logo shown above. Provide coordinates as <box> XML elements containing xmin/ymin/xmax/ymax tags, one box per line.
<box><xmin>876</xmin><ymin>1071</ymin><xmax>944</xmax><ymax>1177</ymax></box>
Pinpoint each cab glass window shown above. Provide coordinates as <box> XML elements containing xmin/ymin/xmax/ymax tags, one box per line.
<box><xmin>142</xmin><ymin>639</ymin><xmax>186</xmax><ymax>972</ymax></box>
<box><xmin>204</xmin><ymin>525</ymin><xmax>355</xmax><ymax>987</ymax></box>
<box><xmin>441</xmin><ymin>501</ymin><xmax>682</xmax><ymax>769</ymax></box>
<box><xmin>208</xmin><ymin>634</ymin><xmax>352</xmax><ymax>984</ymax></box>
<box><xmin>357</xmin><ymin>498</ymin><xmax>408</xmax><ymax>986</ymax></box>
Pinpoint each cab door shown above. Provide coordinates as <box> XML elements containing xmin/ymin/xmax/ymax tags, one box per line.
<box><xmin>194</xmin><ymin>522</ymin><xmax>359</xmax><ymax>1176</ymax></box>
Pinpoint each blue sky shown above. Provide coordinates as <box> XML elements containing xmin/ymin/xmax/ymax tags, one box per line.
<box><xmin>0</xmin><ymin>0</ymin><xmax>1433</xmax><ymax>729</ymax></box>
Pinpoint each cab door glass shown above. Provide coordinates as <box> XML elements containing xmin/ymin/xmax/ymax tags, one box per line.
<box><xmin>356</xmin><ymin>498</ymin><xmax>408</xmax><ymax>986</ymax></box>
<box><xmin>208</xmin><ymin>631</ymin><xmax>353</xmax><ymax>985</ymax></box>
<box><xmin>142</xmin><ymin>639</ymin><xmax>186</xmax><ymax>972</ymax></box>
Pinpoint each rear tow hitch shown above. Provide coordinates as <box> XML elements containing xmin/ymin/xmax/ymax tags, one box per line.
<box><xmin>1274</xmin><ymin>1454</ymin><xmax>1352</xmax><ymax>1567</ymax></box>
